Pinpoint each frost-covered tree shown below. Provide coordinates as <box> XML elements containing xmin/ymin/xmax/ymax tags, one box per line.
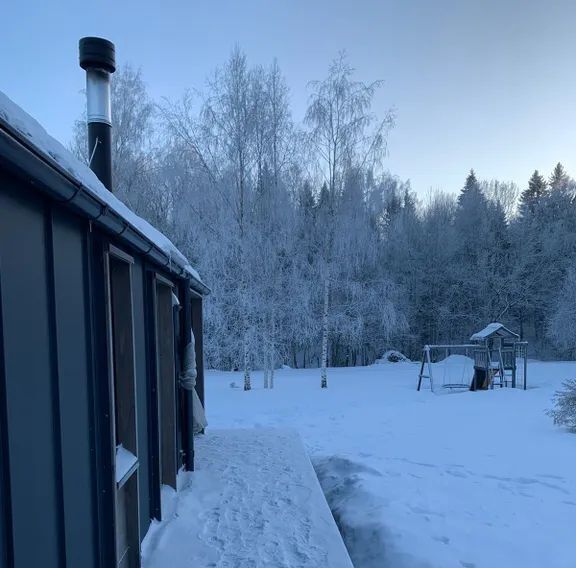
<box><xmin>451</xmin><ymin>171</ymin><xmax>493</xmax><ymax>333</ymax></box>
<box><xmin>510</xmin><ymin>164</ymin><xmax>576</xmax><ymax>350</ymax></box>
<box><xmin>70</xmin><ymin>48</ymin><xmax>576</xmax><ymax>371</ymax></box>
<box><xmin>71</xmin><ymin>65</ymin><xmax>156</xmax><ymax>214</ymax></box>
<box><xmin>305</xmin><ymin>53</ymin><xmax>394</xmax><ymax>387</ymax></box>
<box><xmin>203</xmin><ymin>48</ymin><xmax>259</xmax><ymax>390</ymax></box>
<box><xmin>547</xmin><ymin>379</ymin><xmax>576</xmax><ymax>432</ymax></box>
<box><xmin>548</xmin><ymin>162</ymin><xmax>570</xmax><ymax>192</ymax></box>
<box><xmin>482</xmin><ymin>179</ymin><xmax>520</xmax><ymax>220</ymax></box>
<box><xmin>548</xmin><ymin>268</ymin><xmax>576</xmax><ymax>357</ymax></box>
<box><xmin>519</xmin><ymin>170</ymin><xmax>547</xmax><ymax>218</ymax></box>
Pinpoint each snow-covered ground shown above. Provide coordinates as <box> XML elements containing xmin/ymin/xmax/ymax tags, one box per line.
<box><xmin>204</xmin><ymin>361</ymin><xmax>576</xmax><ymax>568</ymax></box>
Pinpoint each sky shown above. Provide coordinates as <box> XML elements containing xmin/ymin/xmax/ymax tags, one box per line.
<box><xmin>2</xmin><ymin>0</ymin><xmax>576</xmax><ymax>196</ymax></box>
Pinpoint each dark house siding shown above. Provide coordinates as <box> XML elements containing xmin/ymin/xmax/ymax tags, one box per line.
<box><xmin>51</xmin><ymin>208</ymin><xmax>98</xmax><ymax>568</ymax></box>
<box><xmin>0</xmin><ymin>179</ymin><xmax>63</xmax><ymax>568</ymax></box>
<box><xmin>0</xmin><ymin>256</ymin><xmax>13</xmax><ymax>568</ymax></box>
<box><xmin>0</xmin><ymin>118</ymin><xmax>205</xmax><ymax>567</ymax></box>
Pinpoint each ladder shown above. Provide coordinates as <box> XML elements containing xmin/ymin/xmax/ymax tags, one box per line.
<box><xmin>417</xmin><ymin>346</ymin><xmax>433</xmax><ymax>391</ymax></box>
<box><xmin>490</xmin><ymin>348</ymin><xmax>513</xmax><ymax>388</ymax></box>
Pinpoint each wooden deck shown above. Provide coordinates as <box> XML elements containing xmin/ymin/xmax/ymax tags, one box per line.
<box><xmin>142</xmin><ymin>429</ymin><xmax>353</xmax><ymax>567</ymax></box>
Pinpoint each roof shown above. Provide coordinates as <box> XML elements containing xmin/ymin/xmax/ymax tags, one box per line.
<box><xmin>470</xmin><ymin>323</ymin><xmax>519</xmax><ymax>341</ymax></box>
<box><xmin>0</xmin><ymin>90</ymin><xmax>207</xmax><ymax>295</ymax></box>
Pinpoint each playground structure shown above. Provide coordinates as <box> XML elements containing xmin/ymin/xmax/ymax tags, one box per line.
<box><xmin>417</xmin><ymin>323</ymin><xmax>528</xmax><ymax>392</ymax></box>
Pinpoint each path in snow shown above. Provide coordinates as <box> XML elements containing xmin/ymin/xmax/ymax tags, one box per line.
<box><xmin>142</xmin><ymin>429</ymin><xmax>353</xmax><ymax>568</ymax></box>
<box><xmin>206</xmin><ymin>361</ymin><xmax>576</xmax><ymax>568</ymax></box>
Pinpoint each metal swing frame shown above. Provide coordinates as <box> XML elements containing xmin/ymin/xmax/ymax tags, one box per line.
<box><xmin>417</xmin><ymin>344</ymin><xmax>477</xmax><ymax>392</ymax></box>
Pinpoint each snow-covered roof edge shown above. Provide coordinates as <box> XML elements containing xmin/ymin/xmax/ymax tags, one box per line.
<box><xmin>0</xmin><ymin>90</ymin><xmax>205</xmax><ymax>289</ymax></box>
<box><xmin>470</xmin><ymin>322</ymin><xmax>519</xmax><ymax>341</ymax></box>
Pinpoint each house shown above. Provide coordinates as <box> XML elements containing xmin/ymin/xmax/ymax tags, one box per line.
<box><xmin>0</xmin><ymin>37</ymin><xmax>208</xmax><ymax>567</ymax></box>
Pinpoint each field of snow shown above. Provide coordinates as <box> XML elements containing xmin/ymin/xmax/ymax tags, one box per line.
<box><xmin>206</xmin><ymin>361</ymin><xmax>576</xmax><ymax>568</ymax></box>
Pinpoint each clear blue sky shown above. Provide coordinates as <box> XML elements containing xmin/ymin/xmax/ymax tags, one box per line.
<box><xmin>2</xmin><ymin>0</ymin><xmax>575</xmax><ymax>195</ymax></box>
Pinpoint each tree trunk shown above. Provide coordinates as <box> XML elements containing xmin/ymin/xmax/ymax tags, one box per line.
<box><xmin>320</xmin><ymin>276</ymin><xmax>330</xmax><ymax>388</ymax></box>
<box><xmin>263</xmin><ymin>347</ymin><xmax>269</xmax><ymax>389</ymax></box>
<box><xmin>270</xmin><ymin>346</ymin><xmax>275</xmax><ymax>389</ymax></box>
<box><xmin>243</xmin><ymin>334</ymin><xmax>251</xmax><ymax>391</ymax></box>
<box><xmin>270</xmin><ymin>317</ymin><xmax>276</xmax><ymax>388</ymax></box>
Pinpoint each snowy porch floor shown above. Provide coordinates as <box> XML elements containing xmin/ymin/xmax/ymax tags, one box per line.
<box><xmin>142</xmin><ymin>429</ymin><xmax>354</xmax><ymax>568</ymax></box>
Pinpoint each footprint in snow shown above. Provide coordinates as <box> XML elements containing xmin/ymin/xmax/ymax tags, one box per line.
<box><xmin>446</xmin><ymin>469</ymin><xmax>469</xmax><ymax>478</ymax></box>
<box><xmin>537</xmin><ymin>473</ymin><xmax>565</xmax><ymax>480</ymax></box>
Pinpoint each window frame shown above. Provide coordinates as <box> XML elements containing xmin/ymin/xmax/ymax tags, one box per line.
<box><xmin>153</xmin><ymin>274</ymin><xmax>178</xmax><ymax>492</ymax></box>
<box><xmin>104</xmin><ymin>244</ymin><xmax>141</xmax><ymax>567</ymax></box>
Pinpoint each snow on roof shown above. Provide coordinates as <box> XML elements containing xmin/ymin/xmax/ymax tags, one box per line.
<box><xmin>470</xmin><ymin>322</ymin><xmax>519</xmax><ymax>341</ymax></box>
<box><xmin>0</xmin><ymin>90</ymin><xmax>204</xmax><ymax>286</ymax></box>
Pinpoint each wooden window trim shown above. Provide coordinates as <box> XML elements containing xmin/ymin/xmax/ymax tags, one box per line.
<box><xmin>154</xmin><ymin>273</ymin><xmax>174</xmax><ymax>288</ymax></box>
<box><xmin>154</xmin><ymin>277</ymin><xmax>178</xmax><ymax>491</ymax></box>
<box><xmin>109</xmin><ymin>244</ymin><xmax>134</xmax><ymax>265</ymax></box>
<box><xmin>104</xmin><ymin>247</ymin><xmax>141</xmax><ymax>567</ymax></box>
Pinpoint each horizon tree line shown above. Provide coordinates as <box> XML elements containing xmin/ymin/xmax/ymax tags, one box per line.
<box><xmin>71</xmin><ymin>49</ymin><xmax>576</xmax><ymax>388</ymax></box>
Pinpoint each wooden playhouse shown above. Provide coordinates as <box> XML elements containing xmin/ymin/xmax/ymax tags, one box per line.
<box><xmin>469</xmin><ymin>323</ymin><xmax>528</xmax><ymax>390</ymax></box>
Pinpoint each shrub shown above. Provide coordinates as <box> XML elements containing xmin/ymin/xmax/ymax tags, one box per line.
<box><xmin>374</xmin><ymin>350</ymin><xmax>410</xmax><ymax>364</ymax></box>
<box><xmin>547</xmin><ymin>379</ymin><xmax>576</xmax><ymax>432</ymax></box>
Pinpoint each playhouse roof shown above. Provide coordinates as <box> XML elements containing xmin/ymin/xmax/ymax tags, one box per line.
<box><xmin>0</xmin><ymin>90</ymin><xmax>208</xmax><ymax>295</ymax></box>
<box><xmin>470</xmin><ymin>323</ymin><xmax>519</xmax><ymax>341</ymax></box>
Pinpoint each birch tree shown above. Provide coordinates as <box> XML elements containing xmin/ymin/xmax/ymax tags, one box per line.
<box><xmin>202</xmin><ymin>47</ymin><xmax>258</xmax><ymax>390</ymax></box>
<box><xmin>305</xmin><ymin>53</ymin><xmax>394</xmax><ymax>387</ymax></box>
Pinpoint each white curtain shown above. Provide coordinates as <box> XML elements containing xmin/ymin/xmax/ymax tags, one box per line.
<box><xmin>180</xmin><ymin>329</ymin><xmax>207</xmax><ymax>433</ymax></box>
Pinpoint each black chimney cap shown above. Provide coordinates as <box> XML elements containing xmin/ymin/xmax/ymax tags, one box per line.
<box><xmin>79</xmin><ymin>37</ymin><xmax>116</xmax><ymax>73</ymax></box>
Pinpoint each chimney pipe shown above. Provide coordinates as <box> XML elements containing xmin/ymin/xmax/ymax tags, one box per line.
<box><xmin>79</xmin><ymin>37</ymin><xmax>116</xmax><ymax>191</ymax></box>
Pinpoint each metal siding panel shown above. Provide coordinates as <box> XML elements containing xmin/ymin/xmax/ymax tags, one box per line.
<box><xmin>0</xmin><ymin>258</ymin><xmax>14</xmax><ymax>568</ymax></box>
<box><xmin>51</xmin><ymin>209</ymin><xmax>97</xmax><ymax>568</ymax></box>
<box><xmin>0</xmin><ymin>426</ymin><xmax>5</xmax><ymax>565</ymax></box>
<box><xmin>0</xmin><ymin>183</ymin><xmax>62</xmax><ymax>567</ymax></box>
<box><xmin>131</xmin><ymin>259</ymin><xmax>151</xmax><ymax>540</ymax></box>
<box><xmin>86</xmin><ymin>233</ymin><xmax>116</xmax><ymax>567</ymax></box>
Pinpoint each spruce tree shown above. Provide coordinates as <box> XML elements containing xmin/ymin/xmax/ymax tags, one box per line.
<box><xmin>464</xmin><ymin>169</ymin><xmax>479</xmax><ymax>190</ymax></box>
<box><xmin>519</xmin><ymin>170</ymin><xmax>547</xmax><ymax>217</ymax></box>
<box><xmin>453</xmin><ymin>170</ymin><xmax>491</xmax><ymax>334</ymax></box>
<box><xmin>299</xmin><ymin>181</ymin><xmax>316</xmax><ymax>212</ymax></box>
<box><xmin>549</xmin><ymin>162</ymin><xmax>569</xmax><ymax>192</ymax></box>
<box><xmin>455</xmin><ymin>170</ymin><xmax>487</xmax><ymax>236</ymax></box>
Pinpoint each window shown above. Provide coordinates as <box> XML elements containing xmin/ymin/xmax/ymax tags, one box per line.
<box><xmin>106</xmin><ymin>247</ymin><xmax>139</xmax><ymax>568</ymax></box>
<box><xmin>154</xmin><ymin>277</ymin><xmax>177</xmax><ymax>491</ymax></box>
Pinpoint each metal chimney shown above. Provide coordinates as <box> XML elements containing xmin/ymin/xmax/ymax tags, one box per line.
<box><xmin>79</xmin><ymin>37</ymin><xmax>116</xmax><ymax>191</ymax></box>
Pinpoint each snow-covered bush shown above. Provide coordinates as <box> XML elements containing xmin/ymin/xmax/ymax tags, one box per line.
<box><xmin>547</xmin><ymin>379</ymin><xmax>576</xmax><ymax>432</ymax></box>
<box><xmin>374</xmin><ymin>350</ymin><xmax>410</xmax><ymax>364</ymax></box>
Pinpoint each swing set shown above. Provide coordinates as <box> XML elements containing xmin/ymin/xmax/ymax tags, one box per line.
<box><xmin>416</xmin><ymin>344</ymin><xmax>476</xmax><ymax>392</ymax></box>
<box><xmin>417</xmin><ymin>323</ymin><xmax>528</xmax><ymax>393</ymax></box>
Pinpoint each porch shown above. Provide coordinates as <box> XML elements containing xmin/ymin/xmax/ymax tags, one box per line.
<box><xmin>142</xmin><ymin>429</ymin><xmax>353</xmax><ymax>568</ymax></box>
